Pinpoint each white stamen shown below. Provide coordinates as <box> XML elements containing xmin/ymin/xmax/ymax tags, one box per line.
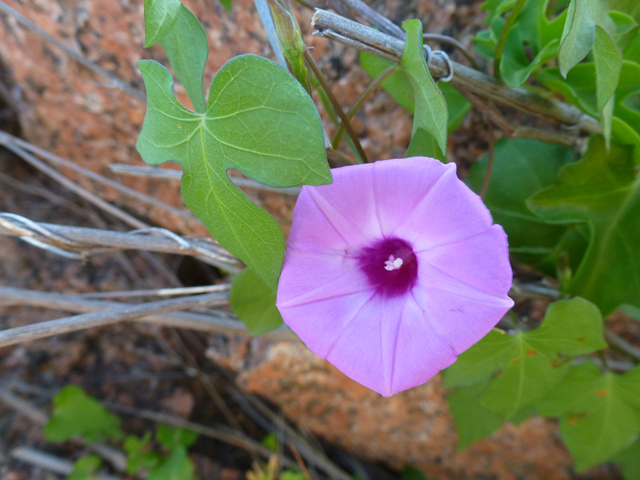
<box><xmin>384</xmin><ymin>255</ymin><xmax>403</xmax><ymax>271</ymax></box>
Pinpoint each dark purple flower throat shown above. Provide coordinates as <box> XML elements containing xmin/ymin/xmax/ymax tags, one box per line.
<box><xmin>358</xmin><ymin>237</ymin><xmax>418</xmax><ymax>297</ymax></box>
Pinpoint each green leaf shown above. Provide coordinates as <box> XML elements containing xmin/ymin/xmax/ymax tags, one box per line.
<box><xmin>498</xmin><ymin>0</ymin><xmax>566</xmax><ymax>86</ymax></box>
<box><xmin>66</xmin><ymin>455</ymin><xmax>102</xmax><ymax>480</ymax></box>
<box><xmin>399</xmin><ymin>20</ymin><xmax>448</xmax><ymax>159</ymax></box>
<box><xmin>218</xmin><ymin>0</ymin><xmax>232</xmax><ymax>11</ymax></box>
<box><xmin>136</xmin><ymin>56</ymin><xmax>331</xmax><ymax>331</ymax></box>
<box><xmin>143</xmin><ymin>0</ymin><xmax>181</xmax><ymax>48</ymax></box>
<box><xmin>230</xmin><ymin>268</ymin><xmax>283</xmax><ymax>334</ymax></box>
<box><xmin>148</xmin><ymin>448</ymin><xmax>196</xmax><ymax>480</ymax></box>
<box><xmin>156</xmin><ymin>425</ymin><xmax>198</xmax><ymax>450</ymax></box>
<box><xmin>280</xmin><ymin>471</ymin><xmax>307</xmax><ymax>480</ymax></box>
<box><xmin>45</xmin><ymin>385</ymin><xmax>123</xmax><ymax>443</ymax></box>
<box><xmin>444</xmin><ymin>298</ymin><xmax>606</xmax><ymax>419</ymax></box>
<box><xmin>536</xmin><ymin>361</ymin><xmax>640</xmax><ymax>471</ymax></box>
<box><xmin>159</xmin><ymin>5</ymin><xmax>209</xmax><ymax>113</ymax></box>
<box><xmin>359</xmin><ymin>52</ymin><xmax>414</xmax><ymax>113</ymax></box>
<box><xmin>359</xmin><ymin>53</ymin><xmax>470</xmax><ymax>133</ymax></box>
<box><xmin>528</xmin><ymin>136</ymin><xmax>640</xmax><ymax>316</ymax></box>
<box><xmin>401</xmin><ymin>465</ymin><xmax>435</xmax><ymax>480</ymax></box>
<box><xmin>610</xmin><ymin>10</ymin><xmax>638</xmax><ymax>34</ymax></box>
<box><xmin>614</xmin><ymin>438</ymin><xmax>640</xmax><ymax>480</ymax></box>
<box><xmin>594</xmin><ymin>25</ymin><xmax>623</xmax><ymax>146</ymax></box>
<box><xmin>447</xmin><ymin>380</ymin><xmax>504</xmax><ymax>449</ymax></box>
<box><xmin>260</xmin><ymin>433</ymin><xmax>279</xmax><ymax>451</ymax></box>
<box><xmin>558</xmin><ymin>0</ymin><xmax>596</xmax><ymax>77</ymax></box>
<box><xmin>466</xmin><ymin>138</ymin><xmax>586</xmax><ymax>276</ymax></box>
<box><xmin>440</xmin><ymin>83</ymin><xmax>472</xmax><ymax>133</ymax></box>
<box><xmin>124</xmin><ymin>433</ymin><xmax>162</xmax><ymax>474</ymax></box>
<box><xmin>501</xmin><ymin>25</ymin><xmax>560</xmax><ymax>86</ymax></box>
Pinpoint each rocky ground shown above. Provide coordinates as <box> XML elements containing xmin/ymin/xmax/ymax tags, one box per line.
<box><xmin>0</xmin><ymin>0</ymin><xmax>630</xmax><ymax>478</ymax></box>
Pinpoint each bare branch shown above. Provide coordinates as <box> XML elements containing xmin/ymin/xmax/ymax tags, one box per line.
<box><xmin>0</xmin><ymin>291</ymin><xmax>230</xmax><ymax>348</ymax></box>
<box><xmin>0</xmin><ymin>215</ymin><xmax>240</xmax><ymax>270</ymax></box>
<box><xmin>11</xmin><ymin>448</ymin><xmax>120</xmax><ymax>480</ymax></box>
<box><xmin>104</xmin><ymin>402</ymin><xmax>300</xmax><ymax>469</ymax></box>
<box><xmin>0</xmin><ymin>286</ymin><xmax>295</xmax><ymax>341</ymax></box>
<box><xmin>109</xmin><ymin>163</ymin><xmax>302</xmax><ymax>195</ymax></box>
<box><xmin>0</xmin><ymin>387</ymin><xmax>129</xmax><ymax>472</ymax></box>
<box><xmin>311</xmin><ymin>9</ymin><xmax>601</xmax><ymax>135</ymax></box>
<box><xmin>0</xmin><ymin>0</ymin><xmax>145</xmax><ymax>103</ymax></box>
<box><xmin>76</xmin><ymin>284</ymin><xmax>231</xmax><ymax>299</ymax></box>
<box><xmin>604</xmin><ymin>329</ymin><xmax>640</xmax><ymax>362</ymax></box>
<box><xmin>0</xmin><ymin>131</ymin><xmax>198</xmax><ymax>224</ymax></box>
<box><xmin>1</xmin><ymin>141</ymin><xmax>147</xmax><ymax>229</ymax></box>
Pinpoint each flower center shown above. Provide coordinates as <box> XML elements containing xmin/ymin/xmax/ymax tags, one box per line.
<box><xmin>358</xmin><ymin>237</ymin><xmax>418</xmax><ymax>297</ymax></box>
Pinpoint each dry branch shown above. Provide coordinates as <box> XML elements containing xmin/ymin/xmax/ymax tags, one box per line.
<box><xmin>312</xmin><ymin>9</ymin><xmax>601</xmax><ymax>134</ymax></box>
<box><xmin>11</xmin><ymin>447</ymin><xmax>121</xmax><ymax>480</ymax></box>
<box><xmin>0</xmin><ymin>286</ymin><xmax>295</xmax><ymax>341</ymax></box>
<box><xmin>0</xmin><ymin>291</ymin><xmax>230</xmax><ymax>348</ymax></box>
<box><xmin>0</xmin><ymin>214</ymin><xmax>240</xmax><ymax>270</ymax></box>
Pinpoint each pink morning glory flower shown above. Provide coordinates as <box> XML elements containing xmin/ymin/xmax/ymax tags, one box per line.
<box><xmin>276</xmin><ymin>157</ymin><xmax>514</xmax><ymax>397</ymax></box>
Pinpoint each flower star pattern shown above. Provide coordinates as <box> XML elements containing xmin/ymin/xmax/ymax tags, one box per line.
<box><xmin>276</xmin><ymin>157</ymin><xmax>514</xmax><ymax>396</ymax></box>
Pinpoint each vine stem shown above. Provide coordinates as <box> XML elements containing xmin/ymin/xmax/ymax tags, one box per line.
<box><xmin>303</xmin><ymin>48</ymin><xmax>369</xmax><ymax>163</ymax></box>
<box><xmin>332</xmin><ymin>65</ymin><xmax>399</xmax><ymax>148</ymax></box>
<box><xmin>493</xmin><ymin>0</ymin><xmax>528</xmax><ymax>79</ymax></box>
<box><xmin>312</xmin><ymin>9</ymin><xmax>602</xmax><ymax>135</ymax></box>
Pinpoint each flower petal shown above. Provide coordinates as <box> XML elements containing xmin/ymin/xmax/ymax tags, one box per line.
<box><xmin>289</xmin><ymin>165</ymin><xmax>382</xmax><ymax>254</ymax></box>
<box><xmin>372</xmin><ymin>157</ymin><xmax>450</xmax><ymax>237</ymax></box>
<box><xmin>277</xmin><ymin>248</ymin><xmax>372</xmax><ymax>308</ymax></box>
<box><xmin>418</xmin><ymin>225</ymin><xmax>512</xmax><ymax>297</ymax></box>
<box><xmin>278</xmin><ymin>289</ymin><xmax>376</xmax><ymax>359</ymax></box>
<box><xmin>412</xmin><ymin>265</ymin><xmax>514</xmax><ymax>354</ymax></box>
<box><xmin>383</xmin><ymin>296</ymin><xmax>457</xmax><ymax>396</ymax></box>
<box><xmin>391</xmin><ymin>162</ymin><xmax>493</xmax><ymax>251</ymax></box>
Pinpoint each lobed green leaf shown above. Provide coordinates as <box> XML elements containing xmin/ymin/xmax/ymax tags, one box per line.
<box><xmin>159</xmin><ymin>5</ymin><xmax>209</xmax><ymax>113</ymax></box>
<box><xmin>528</xmin><ymin>136</ymin><xmax>640</xmax><ymax>315</ymax></box>
<box><xmin>143</xmin><ymin>0</ymin><xmax>181</xmax><ymax>48</ymax></box>
<box><xmin>45</xmin><ymin>385</ymin><xmax>123</xmax><ymax>443</ymax></box>
<box><xmin>444</xmin><ymin>298</ymin><xmax>605</xmax><ymax>420</ymax></box>
<box><xmin>536</xmin><ymin>361</ymin><xmax>640</xmax><ymax>471</ymax></box>
<box><xmin>136</xmin><ymin>55</ymin><xmax>330</xmax><ymax>332</ymax></box>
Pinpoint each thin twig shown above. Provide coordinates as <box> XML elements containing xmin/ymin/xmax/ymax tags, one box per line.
<box><xmin>332</xmin><ymin>65</ymin><xmax>399</xmax><ymax>148</ymax></box>
<box><xmin>0</xmin><ymin>286</ymin><xmax>295</xmax><ymax>341</ymax></box>
<box><xmin>334</xmin><ymin>0</ymin><xmax>405</xmax><ymax>39</ymax></box>
<box><xmin>1</xmin><ymin>141</ymin><xmax>147</xmax><ymax>229</ymax></box>
<box><xmin>0</xmin><ymin>215</ymin><xmax>240</xmax><ymax>270</ymax></box>
<box><xmin>102</xmin><ymin>402</ymin><xmax>300</xmax><ymax>469</ymax></box>
<box><xmin>289</xmin><ymin>442</ymin><xmax>313</xmax><ymax>480</ymax></box>
<box><xmin>509</xmin><ymin>282</ymin><xmax>560</xmax><ymax>299</ymax></box>
<box><xmin>460</xmin><ymin>90</ymin><xmax>578</xmax><ymax>147</ymax></box>
<box><xmin>0</xmin><ymin>1</ymin><xmax>145</xmax><ymax>103</ymax></box>
<box><xmin>0</xmin><ymin>292</ymin><xmax>230</xmax><ymax>348</ymax></box>
<box><xmin>0</xmin><ymin>1</ymin><xmax>147</xmax><ymax>103</ymax></box>
<box><xmin>0</xmin><ymin>131</ymin><xmax>198</xmax><ymax>223</ymax></box>
<box><xmin>11</xmin><ymin>447</ymin><xmax>120</xmax><ymax>480</ymax></box>
<box><xmin>604</xmin><ymin>329</ymin><xmax>640</xmax><ymax>362</ymax></box>
<box><xmin>0</xmin><ymin>387</ymin><xmax>128</xmax><ymax>472</ymax></box>
<box><xmin>230</xmin><ymin>388</ymin><xmax>352</xmax><ymax>480</ymax></box>
<box><xmin>311</xmin><ymin>9</ymin><xmax>601</xmax><ymax>134</ymax></box>
<box><xmin>304</xmin><ymin>49</ymin><xmax>369</xmax><ymax>163</ymax></box>
<box><xmin>76</xmin><ymin>284</ymin><xmax>231</xmax><ymax>299</ymax></box>
<box><xmin>109</xmin><ymin>164</ymin><xmax>302</xmax><ymax>195</ymax></box>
